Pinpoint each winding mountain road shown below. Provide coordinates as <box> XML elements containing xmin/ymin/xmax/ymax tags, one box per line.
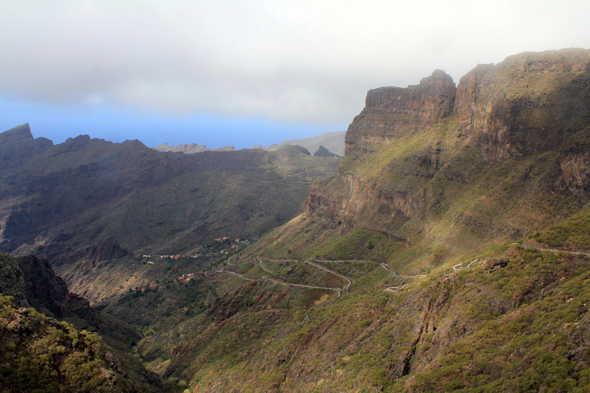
<box><xmin>258</xmin><ymin>257</ymin><xmax>274</xmax><ymax>274</ymax></box>
<box><xmin>220</xmin><ymin>259</ymin><xmax>345</xmax><ymax>296</ymax></box>
<box><xmin>385</xmin><ymin>284</ymin><xmax>407</xmax><ymax>293</ymax></box>
<box><xmin>306</xmin><ymin>259</ymin><xmax>354</xmax><ymax>293</ymax></box>
<box><xmin>522</xmin><ymin>243</ymin><xmax>590</xmax><ymax>257</ymax></box>
<box><xmin>315</xmin><ymin>259</ymin><xmax>368</xmax><ymax>264</ymax></box>
<box><xmin>383</xmin><ymin>268</ymin><xmax>426</xmax><ymax>294</ymax></box>
<box><xmin>453</xmin><ymin>259</ymin><xmax>479</xmax><ymax>271</ymax></box>
<box><xmin>218</xmin><ymin>269</ymin><xmax>257</xmax><ymax>282</ymax></box>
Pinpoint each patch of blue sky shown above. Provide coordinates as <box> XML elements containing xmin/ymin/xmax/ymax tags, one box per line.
<box><xmin>0</xmin><ymin>97</ymin><xmax>346</xmax><ymax>150</ymax></box>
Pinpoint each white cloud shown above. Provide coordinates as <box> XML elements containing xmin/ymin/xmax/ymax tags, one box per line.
<box><xmin>0</xmin><ymin>0</ymin><xmax>589</xmax><ymax>123</ymax></box>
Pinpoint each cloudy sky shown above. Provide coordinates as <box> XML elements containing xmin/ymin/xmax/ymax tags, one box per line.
<box><xmin>1</xmin><ymin>0</ymin><xmax>589</xmax><ymax>148</ymax></box>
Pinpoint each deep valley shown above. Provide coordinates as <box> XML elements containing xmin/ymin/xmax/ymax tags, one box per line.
<box><xmin>2</xmin><ymin>48</ymin><xmax>590</xmax><ymax>392</ymax></box>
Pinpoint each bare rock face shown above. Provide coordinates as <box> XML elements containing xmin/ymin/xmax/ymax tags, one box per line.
<box><xmin>455</xmin><ymin>49</ymin><xmax>590</xmax><ymax>163</ymax></box>
<box><xmin>304</xmin><ymin>172</ymin><xmax>419</xmax><ymax>232</ymax></box>
<box><xmin>16</xmin><ymin>254</ymin><xmax>71</xmax><ymax>319</ymax></box>
<box><xmin>345</xmin><ymin>70</ymin><xmax>456</xmax><ymax>154</ymax></box>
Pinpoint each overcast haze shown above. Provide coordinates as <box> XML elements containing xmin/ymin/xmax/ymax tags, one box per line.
<box><xmin>1</xmin><ymin>0</ymin><xmax>589</xmax><ymax>148</ymax></box>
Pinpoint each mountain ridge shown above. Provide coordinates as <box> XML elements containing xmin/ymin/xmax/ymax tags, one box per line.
<box><xmin>0</xmin><ymin>125</ymin><xmax>340</xmax><ymax>272</ymax></box>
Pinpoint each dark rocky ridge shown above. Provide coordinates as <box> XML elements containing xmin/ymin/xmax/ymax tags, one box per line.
<box><xmin>0</xmin><ymin>125</ymin><xmax>339</xmax><ymax>275</ymax></box>
<box><xmin>1</xmin><ymin>252</ymin><xmax>116</xmax><ymax>332</ymax></box>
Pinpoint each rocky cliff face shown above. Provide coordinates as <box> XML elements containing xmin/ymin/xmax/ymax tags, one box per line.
<box><xmin>455</xmin><ymin>49</ymin><xmax>590</xmax><ymax>163</ymax></box>
<box><xmin>302</xmin><ymin>48</ymin><xmax>590</xmax><ymax>256</ymax></box>
<box><xmin>345</xmin><ymin>70</ymin><xmax>455</xmax><ymax>155</ymax></box>
<box><xmin>0</xmin><ymin>253</ymin><xmax>102</xmax><ymax>328</ymax></box>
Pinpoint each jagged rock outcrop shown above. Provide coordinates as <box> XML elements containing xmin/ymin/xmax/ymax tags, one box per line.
<box><xmin>255</xmin><ymin>131</ymin><xmax>346</xmax><ymax>157</ymax></box>
<box><xmin>153</xmin><ymin>142</ymin><xmax>210</xmax><ymax>154</ymax></box>
<box><xmin>313</xmin><ymin>145</ymin><xmax>340</xmax><ymax>157</ymax></box>
<box><xmin>0</xmin><ymin>123</ymin><xmax>53</xmax><ymax>170</ymax></box>
<box><xmin>153</xmin><ymin>143</ymin><xmax>237</xmax><ymax>153</ymax></box>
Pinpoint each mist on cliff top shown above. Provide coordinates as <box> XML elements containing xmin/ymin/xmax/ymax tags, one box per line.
<box><xmin>0</xmin><ymin>0</ymin><xmax>589</xmax><ymax>148</ymax></box>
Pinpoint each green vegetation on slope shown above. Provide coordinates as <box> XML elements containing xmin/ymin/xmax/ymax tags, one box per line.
<box><xmin>529</xmin><ymin>206</ymin><xmax>590</xmax><ymax>250</ymax></box>
<box><xmin>0</xmin><ymin>295</ymin><xmax>143</xmax><ymax>393</ymax></box>
<box><xmin>308</xmin><ymin>227</ymin><xmax>401</xmax><ymax>261</ymax></box>
<box><xmin>123</xmin><ymin>210</ymin><xmax>590</xmax><ymax>392</ymax></box>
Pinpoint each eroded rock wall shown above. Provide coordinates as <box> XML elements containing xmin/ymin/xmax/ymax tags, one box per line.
<box><xmin>345</xmin><ymin>70</ymin><xmax>456</xmax><ymax>155</ymax></box>
<box><xmin>306</xmin><ymin>48</ymin><xmax>590</xmax><ymax>241</ymax></box>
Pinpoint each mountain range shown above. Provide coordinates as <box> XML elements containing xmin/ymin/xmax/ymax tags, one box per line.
<box><xmin>0</xmin><ymin>125</ymin><xmax>339</xmax><ymax>267</ymax></box>
<box><xmin>2</xmin><ymin>48</ymin><xmax>590</xmax><ymax>392</ymax></box>
<box><xmin>155</xmin><ymin>130</ymin><xmax>345</xmax><ymax>157</ymax></box>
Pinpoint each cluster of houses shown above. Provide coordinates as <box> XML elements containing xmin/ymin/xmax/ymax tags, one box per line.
<box><xmin>177</xmin><ymin>271</ymin><xmax>207</xmax><ymax>284</ymax></box>
<box><xmin>215</xmin><ymin>237</ymin><xmax>252</xmax><ymax>245</ymax></box>
<box><xmin>141</xmin><ymin>237</ymin><xmax>251</xmax><ymax>261</ymax></box>
<box><xmin>130</xmin><ymin>283</ymin><xmax>163</xmax><ymax>292</ymax></box>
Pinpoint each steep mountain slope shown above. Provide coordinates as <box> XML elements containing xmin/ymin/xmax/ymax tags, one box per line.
<box><xmin>0</xmin><ymin>252</ymin><xmax>162</xmax><ymax>391</ymax></box>
<box><xmin>0</xmin><ymin>125</ymin><xmax>339</xmax><ymax>274</ymax></box>
<box><xmin>254</xmin><ymin>48</ymin><xmax>590</xmax><ymax>272</ymax></box>
<box><xmin>143</xmin><ymin>219</ymin><xmax>590</xmax><ymax>392</ymax></box>
<box><xmin>0</xmin><ymin>295</ymin><xmax>145</xmax><ymax>393</ymax></box>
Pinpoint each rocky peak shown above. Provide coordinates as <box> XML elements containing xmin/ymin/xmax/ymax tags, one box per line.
<box><xmin>365</xmin><ymin>69</ymin><xmax>456</xmax><ymax>120</ymax></box>
<box><xmin>0</xmin><ymin>123</ymin><xmax>34</xmax><ymax>144</ymax></box>
<box><xmin>0</xmin><ymin>124</ymin><xmax>53</xmax><ymax>169</ymax></box>
<box><xmin>313</xmin><ymin>145</ymin><xmax>339</xmax><ymax>157</ymax></box>
<box><xmin>345</xmin><ymin>70</ymin><xmax>455</xmax><ymax>155</ymax></box>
